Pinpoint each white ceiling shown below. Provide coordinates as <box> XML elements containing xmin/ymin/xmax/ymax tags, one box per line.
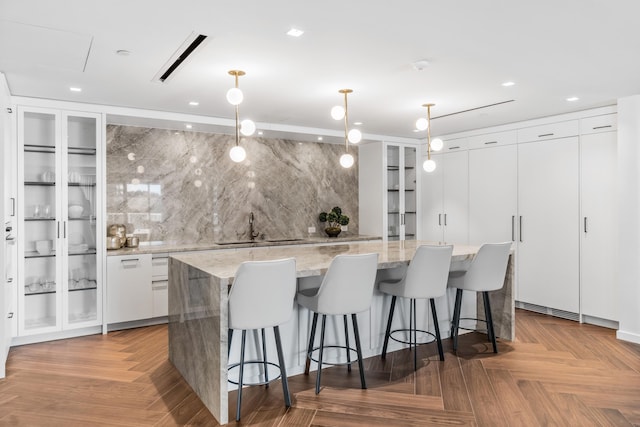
<box><xmin>1</xmin><ymin>0</ymin><xmax>639</xmax><ymax>141</ymax></box>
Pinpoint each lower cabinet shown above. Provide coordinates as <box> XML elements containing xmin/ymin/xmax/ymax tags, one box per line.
<box><xmin>107</xmin><ymin>253</ymin><xmax>168</xmax><ymax>325</ymax></box>
<box><xmin>107</xmin><ymin>254</ymin><xmax>152</xmax><ymax>323</ymax></box>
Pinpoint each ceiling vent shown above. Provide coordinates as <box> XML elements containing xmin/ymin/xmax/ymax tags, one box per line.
<box><xmin>153</xmin><ymin>32</ymin><xmax>208</xmax><ymax>83</ymax></box>
<box><xmin>432</xmin><ymin>100</ymin><xmax>515</xmax><ymax>120</ymax></box>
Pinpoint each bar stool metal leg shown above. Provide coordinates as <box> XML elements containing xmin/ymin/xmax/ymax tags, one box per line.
<box><xmin>343</xmin><ymin>315</ymin><xmax>352</xmax><ymax>372</ymax></box>
<box><xmin>381</xmin><ymin>296</ymin><xmax>397</xmax><ymax>359</ymax></box>
<box><xmin>451</xmin><ymin>288</ymin><xmax>463</xmax><ymax>351</ymax></box>
<box><xmin>236</xmin><ymin>330</ymin><xmax>247</xmax><ymax>422</ymax></box>
<box><xmin>430</xmin><ymin>298</ymin><xmax>444</xmax><ymax>361</ymax></box>
<box><xmin>316</xmin><ymin>315</ymin><xmax>327</xmax><ymax>394</ymax></box>
<box><xmin>273</xmin><ymin>326</ymin><xmax>291</xmax><ymax>407</ymax></box>
<box><xmin>351</xmin><ymin>314</ymin><xmax>367</xmax><ymax>389</ymax></box>
<box><xmin>412</xmin><ymin>298</ymin><xmax>417</xmax><ymax>371</ymax></box>
<box><xmin>483</xmin><ymin>291</ymin><xmax>498</xmax><ymax>353</ymax></box>
<box><xmin>228</xmin><ymin>329</ymin><xmax>233</xmax><ymax>357</ymax></box>
<box><xmin>305</xmin><ymin>312</ymin><xmax>318</xmax><ymax>375</ymax></box>
<box><xmin>261</xmin><ymin>328</ymin><xmax>269</xmax><ymax>387</ymax></box>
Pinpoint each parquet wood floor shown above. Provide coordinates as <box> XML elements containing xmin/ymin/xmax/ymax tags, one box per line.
<box><xmin>0</xmin><ymin>309</ymin><xmax>639</xmax><ymax>426</ymax></box>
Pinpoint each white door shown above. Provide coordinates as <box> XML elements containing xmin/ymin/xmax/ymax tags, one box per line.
<box><xmin>580</xmin><ymin>132</ymin><xmax>617</xmax><ymax>321</ymax></box>
<box><xmin>442</xmin><ymin>150</ymin><xmax>469</xmax><ymax>244</ymax></box>
<box><xmin>518</xmin><ymin>137</ymin><xmax>580</xmax><ymax>313</ymax></box>
<box><xmin>468</xmin><ymin>144</ymin><xmax>517</xmax><ymax>245</ymax></box>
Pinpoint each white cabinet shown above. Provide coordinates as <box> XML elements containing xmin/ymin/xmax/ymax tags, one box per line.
<box><xmin>421</xmin><ymin>146</ymin><xmax>469</xmax><ymax>244</ymax></box>
<box><xmin>358</xmin><ymin>141</ymin><xmax>420</xmax><ymax>241</ymax></box>
<box><xmin>468</xmin><ymin>144</ymin><xmax>517</xmax><ymax>244</ymax></box>
<box><xmin>580</xmin><ymin>131</ymin><xmax>617</xmax><ymax>322</ymax></box>
<box><xmin>107</xmin><ymin>254</ymin><xmax>152</xmax><ymax>323</ymax></box>
<box><xmin>151</xmin><ymin>255</ymin><xmax>169</xmax><ymax>317</ymax></box>
<box><xmin>17</xmin><ymin>106</ymin><xmax>103</xmax><ymax>336</ymax></box>
<box><xmin>517</xmin><ymin>136</ymin><xmax>580</xmax><ymax>313</ymax></box>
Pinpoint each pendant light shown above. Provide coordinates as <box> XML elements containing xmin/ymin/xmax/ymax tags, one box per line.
<box><xmin>331</xmin><ymin>89</ymin><xmax>362</xmax><ymax>169</ymax></box>
<box><xmin>417</xmin><ymin>103</ymin><xmax>443</xmax><ymax>172</ymax></box>
<box><xmin>227</xmin><ymin>70</ymin><xmax>256</xmax><ymax>163</ymax></box>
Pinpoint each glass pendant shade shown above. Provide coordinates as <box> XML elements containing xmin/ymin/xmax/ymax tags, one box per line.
<box><xmin>331</xmin><ymin>105</ymin><xmax>345</xmax><ymax>120</ymax></box>
<box><xmin>348</xmin><ymin>128</ymin><xmax>362</xmax><ymax>144</ymax></box>
<box><xmin>229</xmin><ymin>145</ymin><xmax>247</xmax><ymax>163</ymax></box>
<box><xmin>240</xmin><ymin>119</ymin><xmax>256</xmax><ymax>136</ymax></box>
<box><xmin>431</xmin><ymin>137</ymin><xmax>444</xmax><ymax>151</ymax></box>
<box><xmin>423</xmin><ymin>158</ymin><xmax>436</xmax><ymax>173</ymax></box>
<box><xmin>339</xmin><ymin>153</ymin><xmax>354</xmax><ymax>168</ymax></box>
<box><xmin>416</xmin><ymin>117</ymin><xmax>429</xmax><ymax>131</ymax></box>
<box><xmin>226</xmin><ymin>87</ymin><xmax>243</xmax><ymax>105</ymax></box>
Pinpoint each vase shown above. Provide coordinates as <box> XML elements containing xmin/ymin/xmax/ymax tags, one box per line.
<box><xmin>324</xmin><ymin>226</ymin><xmax>341</xmax><ymax>237</ymax></box>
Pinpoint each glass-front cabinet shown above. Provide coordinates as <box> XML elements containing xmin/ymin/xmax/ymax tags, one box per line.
<box><xmin>17</xmin><ymin>107</ymin><xmax>102</xmax><ymax>336</ymax></box>
<box><xmin>386</xmin><ymin>144</ymin><xmax>417</xmax><ymax>241</ymax></box>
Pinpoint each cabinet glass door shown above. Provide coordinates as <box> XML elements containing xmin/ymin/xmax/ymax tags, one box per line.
<box><xmin>386</xmin><ymin>145</ymin><xmax>400</xmax><ymax>240</ymax></box>
<box><xmin>65</xmin><ymin>115</ymin><xmax>99</xmax><ymax>326</ymax></box>
<box><xmin>403</xmin><ymin>147</ymin><xmax>417</xmax><ymax>240</ymax></box>
<box><xmin>21</xmin><ymin>111</ymin><xmax>60</xmax><ymax>332</ymax></box>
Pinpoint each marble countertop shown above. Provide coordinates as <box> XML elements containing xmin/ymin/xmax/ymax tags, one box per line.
<box><xmin>171</xmin><ymin>240</ymin><xmax>483</xmax><ymax>282</ymax></box>
<box><xmin>106</xmin><ymin>234</ymin><xmax>381</xmax><ymax>256</ymax></box>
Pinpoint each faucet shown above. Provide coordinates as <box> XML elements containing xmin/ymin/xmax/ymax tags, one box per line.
<box><xmin>249</xmin><ymin>211</ymin><xmax>259</xmax><ymax>241</ymax></box>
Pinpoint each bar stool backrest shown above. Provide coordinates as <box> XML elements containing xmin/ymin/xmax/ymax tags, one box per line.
<box><xmin>461</xmin><ymin>242</ymin><xmax>511</xmax><ymax>292</ymax></box>
<box><xmin>401</xmin><ymin>245</ymin><xmax>453</xmax><ymax>299</ymax></box>
<box><xmin>228</xmin><ymin>258</ymin><xmax>297</xmax><ymax>330</ymax></box>
<box><xmin>313</xmin><ymin>253</ymin><xmax>379</xmax><ymax>315</ymax></box>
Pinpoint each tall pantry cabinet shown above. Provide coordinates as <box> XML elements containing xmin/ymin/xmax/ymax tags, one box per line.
<box><xmin>16</xmin><ymin>106</ymin><xmax>104</xmax><ymax>336</ymax></box>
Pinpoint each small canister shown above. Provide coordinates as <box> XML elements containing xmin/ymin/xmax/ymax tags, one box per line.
<box><xmin>126</xmin><ymin>236</ymin><xmax>139</xmax><ymax>248</ymax></box>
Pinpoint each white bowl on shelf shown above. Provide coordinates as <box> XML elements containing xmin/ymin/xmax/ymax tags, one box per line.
<box><xmin>68</xmin><ymin>205</ymin><xmax>83</xmax><ymax>218</ymax></box>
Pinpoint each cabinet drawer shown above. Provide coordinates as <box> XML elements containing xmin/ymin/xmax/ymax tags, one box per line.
<box><xmin>580</xmin><ymin>114</ymin><xmax>617</xmax><ymax>135</ymax></box>
<box><xmin>151</xmin><ymin>255</ymin><xmax>169</xmax><ymax>279</ymax></box>
<box><xmin>468</xmin><ymin>130</ymin><xmax>517</xmax><ymax>150</ymax></box>
<box><xmin>152</xmin><ymin>280</ymin><xmax>168</xmax><ymax>318</ymax></box>
<box><xmin>517</xmin><ymin>120</ymin><xmax>579</xmax><ymax>143</ymax></box>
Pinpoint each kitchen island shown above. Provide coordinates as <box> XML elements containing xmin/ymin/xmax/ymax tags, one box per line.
<box><xmin>168</xmin><ymin>240</ymin><xmax>515</xmax><ymax>424</ymax></box>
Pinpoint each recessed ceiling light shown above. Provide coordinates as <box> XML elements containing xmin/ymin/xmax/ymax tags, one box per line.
<box><xmin>354</xmin><ymin>122</ymin><xmax>363</xmax><ymax>126</ymax></box>
<box><xmin>69</xmin><ymin>87</ymin><xmax>82</xmax><ymax>92</ymax></box>
<box><xmin>502</xmin><ymin>81</ymin><xmax>515</xmax><ymax>87</ymax></box>
<box><xmin>189</xmin><ymin>101</ymin><xmax>199</xmax><ymax>106</ymax></box>
<box><xmin>567</xmin><ymin>96</ymin><xmax>580</xmax><ymax>102</ymax></box>
<box><xmin>116</xmin><ymin>49</ymin><xmax>131</xmax><ymax>56</ymax></box>
<box><xmin>185</xmin><ymin>124</ymin><xmax>192</xmax><ymax>129</ymax></box>
<box><xmin>286</xmin><ymin>28</ymin><xmax>304</xmax><ymax>37</ymax></box>
<box><xmin>317</xmin><ymin>136</ymin><xmax>323</xmax><ymax>141</ymax></box>
<box><xmin>412</xmin><ymin>59</ymin><xmax>430</xmax><ymax>71</ymax></box>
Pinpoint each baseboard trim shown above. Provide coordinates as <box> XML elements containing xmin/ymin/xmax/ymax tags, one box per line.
<box><xmin>616</xmin><ymin>330</ymin><xmax>640</xmax><ymax>344</ymax></box>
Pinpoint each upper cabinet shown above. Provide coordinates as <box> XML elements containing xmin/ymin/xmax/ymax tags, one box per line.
<box><xmin>386</xmin><ymin>144</ymin><xmax>417</xmax><ymax>241</ymax></box>
<box><xmin>17</xmin><ymin>106</ymin><xmax>103</xmax><ymax>336</ymax></box>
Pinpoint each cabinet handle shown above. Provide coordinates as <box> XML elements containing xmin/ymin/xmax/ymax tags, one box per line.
<box><xmin>519</xmin><ymin>216</ymin><xmax>523</xmax><ymax>242</ymax></box>
<box><xmin>593</xmin><ymin>125</ymin><xmax>612</xmax><ymax>130</ymax></box>
<box><xmin>10</xmin><ymin>198</ymin><xmax>15</xmax><ymax>216</ymax></box>
<box><xmin>401</xmin><ymin>213</ymin><xmax>405</xmax><ymax>225</ymax></box>
<box><xmin>7</xmin><ymin>312</ymin><xmax>13</xmax><ymax>319</ymax></box>
<box><xmin>64</xmin><ymin>221</ymin><xmax>67</xmax><ymax>238</ymax></box>
<box><xmin>448</xmin><ymin>146</ymin><xmax>460</xmax><ymax>150</ymax></box>
<box><xmin>121</xmin><ymin>258</ymin><xmax>140</xmax><ymax>263</ymax></box>
<box><xmin>7</xmin><ymin>278</ymin><xmax>13</xmax><ymax>283</ymax></box>
<box><xmin>438</xmin><ymin>213</ymin><xmax>441</xmax><ymax>226</ymax></box>
<box><xmin>444</xmin><ymin>213</ymin><xmax>448</xmax><ymax>226</ymax></box>
<box><xmin>538</xmin><ymin>133</ymin><xmax>554</xmax><ymax>138</ymax></box>
<box><xmin>511</xmin><ymin>215</ymin><xmax>515</xmax><ymax>241</ymax></box>
<box><xmin>584</xmin><ymin>217</ymin><xmax>588</xmax><ymax>233</ymax></box>
<box><xmin>484</xmin><ymin>141</ymin><xmax>498</xmax><ymax>145</ymax></box>
<box><xmin>57</xmin><ymin>221</ymin><xmax>60</xmax><ymax>238</ymax></box>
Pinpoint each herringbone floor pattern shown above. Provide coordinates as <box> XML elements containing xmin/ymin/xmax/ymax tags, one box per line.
<box><xmin>0</xmin><ymin>309</ymin><xmax>639</xmax><ymax>426</ymax></box>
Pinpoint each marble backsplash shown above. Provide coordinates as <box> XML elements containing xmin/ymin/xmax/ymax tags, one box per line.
<box><xmin>106</xmin><ymin>125</ymin><xmax>359</xmax><ymax>244</ymax></box>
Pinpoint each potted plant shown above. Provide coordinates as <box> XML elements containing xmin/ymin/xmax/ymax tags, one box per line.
<box><xmin>319</xmin><ymin>206</ymin><xmax>350</xmax><ymax>237</ymax></box>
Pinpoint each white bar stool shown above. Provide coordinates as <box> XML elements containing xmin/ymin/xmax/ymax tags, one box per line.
<box><xmin>448</xmin><ymin>242</ymin><xmax>511</xmax><ymax>353</ymax></box>
<box><xmin>227</xmin><ymin>258</ymin><xmax>296</xmax><ymax>422</ymax></box>
<box><xmin>379</xmin><ymin>245</ymin><xmax>453</xmax><ymax>370</ymax></box>
<box><xmin>297</xmin><ymin>253</ymin><xmax>379</xmax><ymax>395</ymax></box>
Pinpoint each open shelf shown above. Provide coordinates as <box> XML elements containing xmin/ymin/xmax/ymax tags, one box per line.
<box><xmin>24</xmin><ymin>181</ymin><xmax>56</xmax><ymax>186</ymax></box>
<box><xmin>24</xmin><ymin>251</ymin><xmax>56</xmax><ymax>258</ymax></box>
<box><xmin>24</xmin><ymin>144</ymin><xmax>55</xmax><ymax>153</ymax></box>
<box><xmin>68</xmin><ymin>146</ymin><xmax>97</xmax><ymax>155</ymax></box>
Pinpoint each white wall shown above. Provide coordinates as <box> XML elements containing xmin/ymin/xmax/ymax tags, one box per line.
<box><xmin>616</xmin><ymin>95</ymin><xmax>640</xmax><ymax>344</ymax></box>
